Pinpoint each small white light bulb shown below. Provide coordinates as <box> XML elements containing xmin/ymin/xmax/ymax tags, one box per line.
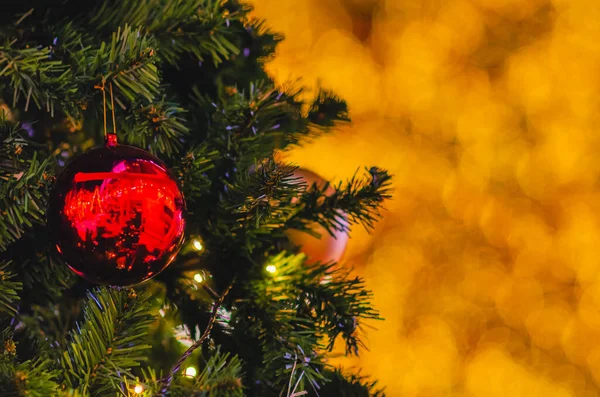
<box><xmin>193</xmin><ymin>273</ymin><xmax>204</xmax><ymax>283</ymax></box>
<box><xmin>184</xmin><ymin>366</ymin><xmax>198</xmax><ymax>378</ymax></box>
<box><xmin>265</xmin><ymin>265</ymin><xmax>276</xmax><ymax>274</ymax></box>
<box><xmin>192</xmin><ymin>239</ymin><xmax>203</xmax><ymax>251</ymax></box>
<box><xmin>133</xmin><ymin>384</ymin><xmax>144</xmax><ymax>394</ymax></box>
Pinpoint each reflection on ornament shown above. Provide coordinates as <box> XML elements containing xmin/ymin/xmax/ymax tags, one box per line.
<box><xmin>48</xmin><ymin>144</ymin><xmax>185</xmax><ymax>286</ymax></box>
<box><xmin>285</xmin><ymin>168</ymin><xmax>349</xmax><ymax>265</ymax></box>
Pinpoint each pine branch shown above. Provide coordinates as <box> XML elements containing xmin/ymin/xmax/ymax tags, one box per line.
<box><xmin>205</xmin><ymin>81</ymin><xmax>306</xmax><ymax>166</ymax></box>
<box><xmin>264</xmin><ymin>252</ymin><xmax>380</xmax><ymax>355</ymax></box>
<box><xmin>201</xmin><ymin>81</ymin><xmax>350</xmax><ymax>174</ymax></box>
<box><xmin>0</xmin><ymin>124</ymin><xmax>54</xmax><ymax>252</ymax></box>
<box><xmin>96</xmin><ymin>25</ymin><xmax>160</xmax><ymax>106</ymax></box>
<box><xmin>20</xmin><ymin>299</ymin><xmax>82</xmax><ymax>358</ymax></box>
<box><xmin>0</xmin><ymin>152</ymin><xmax>52</xmax><ymax>250</ymax></box>
<box><xmin>158</xmin><ymin>283</ymin><xmax>232</xmax><ymax>394</ymax></box>
<box><xmin>225</xmin><ymin>160</ymin><xmax>302</xmax><ymax>234</ymax></box>
<box><xmin>16</xmin><ymin>248</ymin><xmax>80</xmax><ymax>357</ymax></box>
<box><xmin>244</xmin><ymin>19</ymin><xmax>283</xmax><ymax>64</ymax></box>
<box><xmin>319</xmin><ymin>368</ymin><xmax>385</xmax><ymax>397</ymax></box>
<box><xmin>57</xmin><ymin>389</ymin><xmax>87</xmax><ymax>397</ymax></box>
<box><xmin>0</xmin><ymin>261</ymin><xmax>22</xmax><ymax>315</ymax></box>
<box><xmin>135</xmin><ymin>349</ymin><xmax>244</xmax><ymax>397</ymax></box>
<box><xmin>17</xmin><ymin>244</ymin><xmax>75</xmax><ymax>300</ymax></box>
<box><xmin>168</xmin><ymin>348</ymin><xmax>244</xmax><ymax>397</ymax></box>
<box><xmin>0</xmin><ymin>329</ymin><xmax>61</xmax><ymax>397</ymax></box>
<box><xmin>189</xmin><ymin>349</ymin><xmax>243</xmax><ymax>396</ymax></box>
<box><xmin>52</xmin><ymin>24</ymin><xmax>158</xmax><ymax>111</ymax></box>
<box><xmin>0</xmin><ymin>41</ymin><xmax>75</xmax><ymax>115</ymax></box>
<box><xmin>307</xmin><ymin>88</ymin><xmax>349</xmax><ymax>127</ymax></box>
<box><xmin>262</xmin><ymin>339</ymin><xmax>326</xmax><ymax>397</ymax></box>
<box><xmin>59</xmin><ymin>287</ymin><xmax>154</xmax><ymax>396</ymax></box>
<box><xmin>0</xmin><ymin>357</ymin><xmax>61</xmax><ymax>397</ymax></box>
<box><xmin>121</xmin><ymin>101</ymin><xmax>189</xmax><ymax>156</ymax></box>
<box><xmin>173</xmin><ymin>144</ymin><xmax>217</xmax><ymax>205</ymax></box>
<box><xmin>233</xmin><ymin>253</ymin><xmax>328</xmax><ymax>395</ymax></box>
<box><xmin>287</xmin><ymin>167</ymin><xmax>392</xmax><ymax>237</ymax></box>
<box><xmin>89</xmin><ymin>0</ymin><xmax>240</xmax><ymax>66</ymax></box>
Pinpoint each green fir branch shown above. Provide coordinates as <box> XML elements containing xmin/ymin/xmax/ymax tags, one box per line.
<box><xmin>99</xmin><ymin>25</ymin><xmax>160</xmax><ymax>106</ymax></box>
<box><xmin>129</xmin><ymin>349</ymin><xmax>244</xmax><ymax>397</ymax></box>
<box><xmin>57</xmin><ymin>389</ymin><xmax>87</xmax><ymax>397</ymax></box>
<box><xmin>319</xmin><ymin>368</ymin><xmax>386</xmax><ymax>397</ymax></box>
<box><xmin>18</xmin><ymin>247</ymin><xmax>75</xmax><ymax>300</ymax></box>
<box><xmin>169</xmin><ymin>348</ymin><xmax>244</xmax><ymax>397</ymax></box>
<box><xmin>173</xmin><ymin>144</ymin><xmax>218</xmax><ymax>204</ymax></box>
<box><xmin>122</xmin><ymin>101</ymin><xmax>189</xmax><ymax>156</ymax></box>
<box><xmin>264</xmin><ymin>252</ymin><xmax>380</xmax><ymax>355</ymax></box>
<box><xmin>244</xmin><ymin>19</ymin><xmax>283</xmax><ymax>64</ymax></box>
<box><xmin>206</xmin><ymin>81</ymin><xmax>306</xmax><ymax>165</ymax></box>
<box><xmin>235</xmin><ymin>253</ymin><xmax>329</xmax><ymax>395</ymax></box>
<box><xmin>0</xmin><ymin>261</ymin><xmax>22</xmax><ymax>315</ymax></box>
<box><xmin>0</xmin><ymin>41</ymin><xmax>76</xmax><ymax>115</ymax></box>
<box><xmin>225</xmin><ymin>160</ymin><xmax>302</xmax><ymax>233</ymax></box>
<box><xmin>0</xmin><ymin>124</ymin><xmax>54</xmax><ymax>251</ymax></box>
<box><xmin>0</xmin><ymin>152</ymin><xmax>52</xmax><ymax>250</ymax></box>
<box><xmin>20</xmin><ymin>299</ymin><xmax>83</xmax><ymax>359</ymax></box>
<box><xmin>287</xmin><ymin>167</ymin><xmax>392</xmax><ymax>237</ymax></box>
<box><xmin>0</xmin><ymin>357</ymin><xmax>61</xmax><ymax>397</ymax></box>
<box><xmin>189</xmin><ymin>349</ymin><xmax>243</xmax><ymax>396</ymax></box>
<box><xmin>261</xmin><ymin>336</ymin><xmax>327</xmax><ymax>397</ymax></box>
<box><xmin>59</xmin><ymin>287</ymin><xmax>154</xmax><ymax>396</ymax></box>
<box><xmin>90</xmin><ymin>0</ymin><xmax>240</xmax><ymax>66</ymax></box>
<box><xmin>56</xmin><ymin>24</ymin><xmax>158</xmax><ymax>111</ymax></box>
<box><xmin>307</xmin><ymin>88</ymin><xmax>350</xmax><ymax>127</ymax></box>
<box><xmin>204</xmin><ymin>82</ymin><xmax>350</xmax><ymax>171</ymax></box>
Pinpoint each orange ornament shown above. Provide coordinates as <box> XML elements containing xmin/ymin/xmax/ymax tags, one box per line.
<box><xmin>286</xmin><ymin>168</ymin><xmax>349</xmax><ymax>265</ymax></box>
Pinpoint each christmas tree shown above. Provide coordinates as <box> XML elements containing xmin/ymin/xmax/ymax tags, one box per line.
<box><xmin>0</xmin><ymin>1</ymin><xmax>391</xmax><ymax>396</ymax></box>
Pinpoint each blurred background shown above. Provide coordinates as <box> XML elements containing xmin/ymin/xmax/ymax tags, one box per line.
<box><xmin>251</xmin><ymin>0</ymin><xmax>600</xmax><ymax>396</ymax></box>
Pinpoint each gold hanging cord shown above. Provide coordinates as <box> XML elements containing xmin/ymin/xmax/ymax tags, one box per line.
<box><xmin>95</xmin><ymin>78</ymin><xmax>117</xmax><ymax>140</ymax></box>
<box><xmin>109</xmin><ymin>82</ymin><xmax>117</xmax><ymax>135</ymax></box>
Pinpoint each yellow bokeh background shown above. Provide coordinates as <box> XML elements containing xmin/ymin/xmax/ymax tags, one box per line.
<box><xmin>251</xmin><ymin>0</ymin><xmax>600</xmax><ymax>395</ymax></box>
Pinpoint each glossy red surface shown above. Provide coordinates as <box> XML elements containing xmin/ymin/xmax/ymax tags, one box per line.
<box><xmin>47</xmin><ymin>144</ymin><xmax>185</xmax><ymax>285</ymax></box>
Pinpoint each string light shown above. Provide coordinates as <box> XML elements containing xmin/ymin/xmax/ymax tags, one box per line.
<box><xmin>184</xmin><ymin>366</ymin><xmax>198</xmax><ymax>378</ymax></box>
<box><xmin>192</xmin><ymin>239</ymin><xmax>203</xmax><ymax>251</ymax></box>
<box><xmin>265</xmin><ymin>264</ymin><xmax>276</xmax><ymax>273</ymax></box>
<box><xmin>133</xmin><ymin>384</ymin><xmax>144</xmax><ymax>394</ymax></box>
<box><xmin>193</xmin><ymin>273</ymin><xmax>204</xmax><ymax>283</ymax></box>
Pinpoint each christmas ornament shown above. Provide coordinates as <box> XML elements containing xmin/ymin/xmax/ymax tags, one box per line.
<box><xmin>0</xmin><ymin>101</ymin><xmax>13</xmax><ymax>122</ymax></box>
<box><xmin>47</xmin><ymin>134</ymin><xmax>185</xmax><ymax>286</ymax></box>
<box><xmin>286</xmin><ymin>168</ymin><xmax>349</xmax><ymax>264</ymax></box>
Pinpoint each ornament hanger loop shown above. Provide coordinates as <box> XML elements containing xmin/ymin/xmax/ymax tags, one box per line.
<box><xmin>95</xmin><ymin>77</ymin><xmax>118</xmax><ymax>147</ymax></box>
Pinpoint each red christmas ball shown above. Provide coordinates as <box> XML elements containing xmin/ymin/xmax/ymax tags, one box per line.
<box><xmin>285</xmin><ymin>168</ymin><xmax>349</xmax><ymax>265</ymax></box>
<box><xmin>47</xmin><ymin>141</ymin><xmax>185</xmax><ymax>286</ymax></box>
